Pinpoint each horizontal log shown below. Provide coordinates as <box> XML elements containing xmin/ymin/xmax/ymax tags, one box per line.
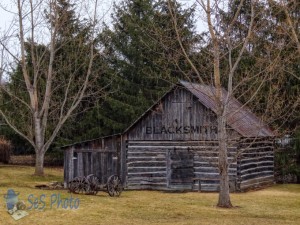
<box><xmin>240</xmin><ymin>160</ymin><xmax>273</xmax><ymax>169</ymax></box>
<box><xmin>127</xmin><ymin>155</ymin><xmax>166</xmax><ymax>159</ymax></box>
<box><xmin>138</xmin><ymin>181</ymin><xmax>167</xmax><ymax>186</ymax></box>
<box><xmin>239</xmin><ymin>145</ymin><xmax>273</xmax><ymax>150</ymax></box>
<box><xmin>167</xmin><ymin>184</ymin><xmax>193</xmax><ymax>189</ymax></box>
<box><xmin>127</xmin><ymin>152</ymin><xmax>166</xmax><ymax>157</ymax></box>
<box><xmin>126</xmin><ymin>157</ymin><xmax>166</xmax><ymax>164</ymax></box>
<box><xmin>127</xmin><ymin>162</ymin><xmax>166</xmax><ymax>167</ymax></box>
<box><xmin>194</xmin><ymin>174</ymin><xmax>236</xmax><ymax>180</ymax></box>
<box><xmin>127</xmin><ymin>177</ymin><xmax>166</xmax><ymax>182</ymax></box>
<box><xmin>126</xmin><ymin>184</ymin><xmax>168</xmax><ymax>190</ymax></box>
<box><xmin>73</xmin><ymin>149</ymin><xmax>117</xmax><ymax>153</ymax></box>
<box><xmin>128</xmin><ymin>167</ymin><xmax>166</xmax><ymax>173</ymax></box>
<box><xmin>239</xmin><ymin>161</ymin><xmax>274</xmax><ymax>172</ymax></box>
<box><xmin>128</xmin><ymin>144</ymin><xmax>237</xmax><ymax>150</ymax></box>
<box><xmin>240</xmin><ymin>175</ymin><xmax>274</xmax><ymax>190</ymax></box>
<box><xmin>239</xmin><ymin>152</ymin><xmax>274</xmax><ymax>157</ymax></box>
<box><xmin>127</xmin><ymin>148</ymin><xmax>168</xmax><ymax>153</ymax></box>
<box><xmin>193</xmin><ymin>147</ymin><xmax>237</xmax><ymax>151</ymax></box>
<box><xmin>240</xmin><ymin>156</ymin><xmax>273</xmax><ymax>163</ymax></box>
<box><xmin>240</xmin><ymin>166</ymin><xmax>274</xmax><ymax>177</ymax></box>
<box><xmin>240</xmin><ymin>174</ymin><xmax>274</xmax><ymax>185</ymax></box>
<box><xmin>241</xmin><ymin>171</ymin><xmax>273</xmax><ymax>180</ymax></box>
<box><xmin>127</xmin><ymin>171</ymin><xmax>167</xmax><ymax>176</ymax></box>
<box><xmin>194</xmin><ymin>156</ymin><xmax>235</xmax><ymax>161</ymax></box>
<box><xmin>127</xmin><ymin>141</ymin><xmax>222</xmax><ymax>146</ymax></box>
<box><xmin>128</xmin><ymin>145</ymin><xmax>195</xmax><ymax>149</ymax></box>
<box><xmin>193</xmin><ymin>161</ymin><xmax>237</xmax><ymax>167</ymax></box>
<box><xmin>194</xmin><ymin>167</ymin><xmax>236</xmax><ymax>173</ymax></box>
<box><xmin>191</xmin><ymin>152</ymin><xmax>237</xmax><ymax>158</ymax></box>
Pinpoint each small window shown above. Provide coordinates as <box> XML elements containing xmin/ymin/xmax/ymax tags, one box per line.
<box><xmin>72</xmin><ymin>152</ymin><xmax>77</xmax><ymax>160</ymax></box>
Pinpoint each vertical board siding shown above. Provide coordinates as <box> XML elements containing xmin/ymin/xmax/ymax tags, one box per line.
<box><xmin>127</xmin><ymin>87</ymin><xmax>240</xmax><ymax>141</ymax></box>
<box><xmin>64</xmin><ymin>147</ymin><xmax>74</xmax><ymax>188</ymax></box>
<box><xmin>69</xmin><ymin>150</ymin><xmax>117</xmax><ymax>185</ymax></box>
<box><xmin>64</xmin><ymin>136</ymin><xmax>121</xmax><ymax>187</ymax></box>
<box><xmin>77</xmin><ymin>152</ymin><xmax>83</xmax><ymax>177</ymax></box>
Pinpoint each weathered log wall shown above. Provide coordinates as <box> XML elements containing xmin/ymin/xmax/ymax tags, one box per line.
<box><xmin>126</xmin><ymin>141</ymin><xmax>168</xmax><ymax>190</ymax></box>
<box><xmin>192</xmin><ymin>141</ymin><xmax>238</xmax><ymax>192</ymax></box>
<box><xmin>237</xmin><ymin>138</ymin><xmax>274</xmax><ymax>191</ymax></box>
<box><xmin>63</xmin><ymin>85</ymin><xmax>275</xmax><ymax>192</ymax></box>
<box><xmin>126</xmin><ymin>140</ymin><xmax>238</xmax><ymax>191</ymax></box>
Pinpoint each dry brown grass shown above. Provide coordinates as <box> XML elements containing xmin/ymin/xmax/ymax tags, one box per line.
<box><xmin>0</xmin><ymin>165</ymin><xmax>300</xmax><ymax>225</ymax></box>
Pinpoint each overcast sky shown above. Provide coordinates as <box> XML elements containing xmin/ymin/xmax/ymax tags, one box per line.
<box><xmin>0</xmin><ymin>0</ymin><xmax>206</xmax><ymax>33</ymax></box>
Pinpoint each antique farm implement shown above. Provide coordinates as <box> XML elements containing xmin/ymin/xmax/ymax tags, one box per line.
<box><xmin>68</xmin><ymin>174</ymin><xmax>123</xmax><ymax>197</ymax></box>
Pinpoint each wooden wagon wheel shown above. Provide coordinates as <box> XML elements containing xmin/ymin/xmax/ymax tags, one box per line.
<box><xmin>107</xmin><ymin>175</ymin><xmax>123</xmax><ymax>197</ymax></box>
<box><xmin>69</xmin><ymin>176</ymin><xmax>88</xmax><ymax>194</ymax></box>
<box><xmin>86</xmin><ymin>174</ymin><xmax>99</xmax><ymax>195</ymax></box>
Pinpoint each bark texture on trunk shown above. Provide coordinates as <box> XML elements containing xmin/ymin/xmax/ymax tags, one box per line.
<box><xmin>217</xmin><ymin>113</ymin><xmax>232</xmax><ymax>208</ymax></box>
<box><xmin>34</xmin><ymin>151</ymin><xmax>45</xmax><ymax>176</ymax></box>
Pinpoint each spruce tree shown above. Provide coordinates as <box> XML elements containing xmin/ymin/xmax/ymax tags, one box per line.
<box><xmin>88</xmin><ymin>0</ymin><xmax>199</xmax><ymax>136</ymax></box>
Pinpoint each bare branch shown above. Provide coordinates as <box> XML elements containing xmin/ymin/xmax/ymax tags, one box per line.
<box><xmin>0</xmin><ymin>109</ymin><xmax>34</xmax><ymax>147</ymax></box>
<box><xmin>167</xmin><ymin>0</ymin><xmax>204</xmax><ymax>84</ymax></box>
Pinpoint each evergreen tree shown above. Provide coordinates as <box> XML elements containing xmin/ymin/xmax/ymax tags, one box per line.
<box><xmin>87</xmin><ymin>0</ymin><xmax>199</xmax><ymax>136</ymax></box>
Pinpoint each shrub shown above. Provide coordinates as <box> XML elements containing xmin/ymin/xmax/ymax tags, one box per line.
<box><xmin>275</xmin><ymin>130</ymin><xmax>300</xmax><ymax>183</ymax></box>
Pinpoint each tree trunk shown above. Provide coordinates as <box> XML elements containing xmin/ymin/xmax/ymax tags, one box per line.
<box><xmin>34</xmin><ymin>150</ymin><xmax>45</xmax><ymax>176</ymax></box>
<box><xmin>297</xmin><ymin>155</ymin><xmax>300</xmax><ymax>184</ymax></box>
<box><xmin>217</xmin><ymin>113</ymin><xmax>232</xmax><ymax>208</ymax></box>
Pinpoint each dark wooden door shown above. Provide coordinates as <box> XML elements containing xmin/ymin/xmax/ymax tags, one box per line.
<box><xmin>167</xmin><ymin>149</ymin><xmax>194</xmax><ymax>190</ymax></box>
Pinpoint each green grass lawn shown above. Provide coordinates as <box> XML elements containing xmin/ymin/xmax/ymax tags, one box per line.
<box><xmin>1</xmin><ymin>165</ymin><xmax>300</xmax><ymax>225</ymax></box>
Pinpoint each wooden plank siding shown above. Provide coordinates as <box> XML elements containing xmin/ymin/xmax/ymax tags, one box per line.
<box><xmin>63</xmin><ymin>135</ymin><xmax>121</xmax><ymax>188</ymax></box>
<box><xmin>127</xmin><ymin>87</ymin><xmax>240</xmax><ymax>141</ymax></box>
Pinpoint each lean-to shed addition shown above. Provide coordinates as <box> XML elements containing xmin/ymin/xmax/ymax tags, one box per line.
<box><xmin>63</xmin><ymin>81</ymin><xmax>275</xmax><ymax>192</ymax></box>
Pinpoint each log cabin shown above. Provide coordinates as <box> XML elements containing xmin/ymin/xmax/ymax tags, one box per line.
<box><xmin>62</xmin><ymin>81</ymin><xmax>275</xmax><ymax>192</ymax></box>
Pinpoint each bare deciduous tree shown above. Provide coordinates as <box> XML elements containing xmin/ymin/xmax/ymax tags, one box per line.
<box><xmin>166</xmin><ymin>0</ymin><xmax>300</xmax><ymax>207</ymax></box>
<box><xmin>0</xmin><ymin>0</ymin><xmax>102</xmax><ymax>176</ymax></box>
<box><xmin>279</xmin><ymin>0</ymin><xmax>300</xmax><ymax>55</ymax></box>
<box><xmin>167</xmin><ymin>0</ymin><xmax>264</xmax><ymax>208</ymax></box>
